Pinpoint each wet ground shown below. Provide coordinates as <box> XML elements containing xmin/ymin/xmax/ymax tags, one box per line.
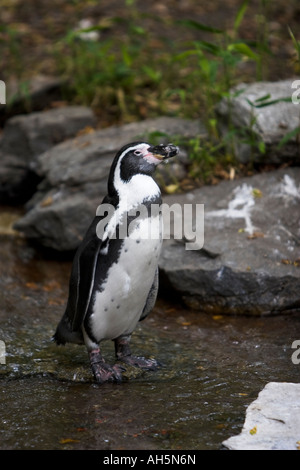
<box><xmin>0</xmin><ymin>222</ymin><xmax>300</xmax><ymax>450</ymax></box>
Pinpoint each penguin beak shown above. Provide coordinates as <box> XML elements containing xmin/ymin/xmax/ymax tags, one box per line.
<box><xmin>148</xmin><ymin>143</ymin><xmax>179</xmax><ymax>161</ymax></box>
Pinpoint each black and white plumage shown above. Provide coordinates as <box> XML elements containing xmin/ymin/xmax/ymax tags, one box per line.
<box><xmin>53</xmin><ymin>141</ymin><xmax>179</xmax><ymax>383</ymax></box>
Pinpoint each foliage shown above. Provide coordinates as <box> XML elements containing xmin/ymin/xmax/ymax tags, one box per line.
<box><xmin>54</xmin><ymin>1</ymin><xmax>261</xmax><ymax>123</ymax></box>
<box><xmin>2</xmin><ymin>1</ymin><xmax>299</xmax><ymax>183</ymax></box>
<box><xmin>52</xmin><ymin>0</ymin><xmax>269</xmax><ymax>181</ymax></box>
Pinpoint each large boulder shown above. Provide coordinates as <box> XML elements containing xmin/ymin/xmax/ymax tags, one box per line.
<box><xmin>159</xmin><ymin>167</ymin><xmax>300</xmax><ymax>315</ymax></box>
<box><xmin>223</xmin><ymin>382</ymin><xmax>300</xmax><ymax>450</ymax></box>
<box><xmin>0</xmin><ymin>106</ymin><xmax>97</xmax><ymax>203</ymax></box>
<box><xmin>216</xmin><ymin>79</ymin><xmax>300</xmax><ymax>165</ymax></box>
<box><xmin>0</xmin><ymin>74</ymin><xmax>64</xmax><ymax>125</ymax></box>
<box><xmin>14</xmin><ymin>117</ymin><xmax>204</xmax><ymax>250</ymax></box>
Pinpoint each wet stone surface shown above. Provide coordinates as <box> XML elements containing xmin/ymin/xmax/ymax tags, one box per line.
<box><xmin>0</xmin><ymin>233</ymin><xmax>299</xmax><ymax>450</ymax></box>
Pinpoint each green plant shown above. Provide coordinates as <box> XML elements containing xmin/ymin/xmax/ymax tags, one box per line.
<box><xmin>0</xmin><ymin>25</ymin><xmax>23</xmax><ymax>80</ymax></box>
<box><xmin>53</xmin><ymin>2</ymin><xmax>278</xmax><ymax>174</ymax></box>
<box><xmin>289</xmin><ymin>27</ymin><xmax>300</xmax><ymax>65</ymax></box>
<box><xmin>174</xmin><ymin>1</ymin><xmax>261</xmax><ymax>122</ymax></box>
<box><xmin>170</xmin><ymin>1</ymin><xmax>266</xmax><ymax>169</ymax></box>
<box><xmin>55</xmin><ymin>28</ymin><xmax>138</xmax><ymax>118</ymax></box>
<box><xmin>246</xmin><ymin>85</ymin><xmax>300</xmax><ymax>156</ymax></box>
<box><xmin>0</xmin><ymin>25</ymin><xmax>34</xmax><ymax>110</ymax></box>
<box><xmin>55</xmin><ymin>13</ymin><xmax>161</xmax><ymax>120</ymax></box>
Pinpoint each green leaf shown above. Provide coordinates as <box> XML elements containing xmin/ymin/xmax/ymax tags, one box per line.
<box><xmin>142</xmin><ymin>66</ymin><xmax>161</xmax><ymax>82</ymax></box>
<box><xmin>231</xmin><ymin>87</ymin><xmax>247</xmax><ymax>98</ymax></box>
<box><xmin>246</xmin><ymin>96</ymin><xmax>291</xmax><ymax>108</ymax></box>
<box><xmin>288</xmin><ymin>27</ymin><xmax>300</xmax><ymax>61</ymax></box>
<box><xmin>278</xmin><ymin>126</ymin><xmax>300</xmax><ymax>149</ymax></box>
<box><xmin>254</xmin><ymin>93</ymin><xmax>271</xmax><ymax>103</ymax></box>
<box><xmin>177</xmin><ymin>19</ymin><xmax>224</xmax><ymax>34</ymax></box>
<box><xmin>131</xmin><ymin>26</ymin><xmax>146</xmax><ymax>35</ymax></box>
<box><xmin>228</xmin><ymin>42</ymin><xmax>259</xmax><ymax>61</ymax></box>
<box><xmin>194</xmin><ymin>40</ymin><xmax>222</xmax><ymax>56</ymax></box>
<box><xmin>174</xmin><ymin>50</ymin><xmax>198</xmax><ymax>61</ymax></box>
<box><xmin>121</xmin><ymin>45</ymin><xmax>132</xmax><ymax>67</ymax></box>
<box><xmin>258</xmin><ymin>141</ymin><xmax>266</xmax><ymax>154</ymax></box>
<box><xmin>234</xmin><ymin>0</ymin><xmax>249</xmax><ymax>32</ymax></box>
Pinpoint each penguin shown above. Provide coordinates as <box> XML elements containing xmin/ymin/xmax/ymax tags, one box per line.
<box><xmin>53</xmin><ymin>141</ymin><xmax>179</xmax><ymax>383</ymax></box>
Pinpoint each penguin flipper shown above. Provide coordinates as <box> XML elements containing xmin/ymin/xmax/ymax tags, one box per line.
<box><xmin>139</xmin><ymin>267</ymin><xmax>159</xmax><ymax>322</ymax></box>
<box><xmin>54</xmin><ymin>216</ymin><xmax>103</xmax><ymax>347</ymax></box>
<box><xmin>68</xmin><ymin>217</ymin><xmax>103</xmax><ymax>332</ymax></box>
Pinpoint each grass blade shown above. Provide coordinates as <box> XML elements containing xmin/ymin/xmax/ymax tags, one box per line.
<box><xmin>278</xmin><ymin>126</ymin><xmax>300</xmax><ymax>149</ymax></box>
<box><xmin>246</xmin><ymin>96</ymin><xmax>291</xmax><ymax>108</ymax></box>
<box><xmin>288</xmin><ymin>27</ymin><xmax>300</xmax><ymax>61</ymax></box>
<box><xmin>234</xmin><ymin>0</ymin><xmax>249</xmax><ymax>33</ymax></box>
<box><xmin>177</xmin><ymin>19</ymin><xmax>224</xmax><ymax>34</ymax></box>
<box><xmin>228</xmin><ymin>42</ymin><xmax>259</xmax><ymax>61</ymax></box>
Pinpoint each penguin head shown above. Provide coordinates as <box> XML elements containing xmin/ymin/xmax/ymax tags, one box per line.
<box><xmin>117</xmin><ymin>142</ymin><xmax>178</xmax><ymax>180</ymax></box>
<box><xmin>108</xmin><ymin>142</ymin><xmax>179</xmax><ymax>197</ymax></box>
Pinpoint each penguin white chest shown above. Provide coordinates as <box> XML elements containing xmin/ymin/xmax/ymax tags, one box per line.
<box><xmin>90</xmin><ymin>214</ymin><xmax>162</xmax><ymax>341</ymax></box>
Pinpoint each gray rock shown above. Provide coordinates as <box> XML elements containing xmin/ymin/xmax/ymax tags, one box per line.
<box><xmin>216</xmin><ymin>79</ymin><xmax>300</xmax><ymax>164</ymax></box>
<box><xmin>1</xmin><ymin>105</ymin><xmax>97</xmax><ymax>159</ymax></box>
<box><xmin>14</xmin><ymin>117</ymin><xmax>204</xmax><ymax>250</ymax></box>
<box><xmin>159</xmin><ymin>167</ymin><xmax>300</xmax><ymax>315</ymax></box>
<box><xmin>16</xmin><ymin>190</ymin><xmax>97</xmax><ymax>252</ymax></box>
<box><xmin>0</xmin><ymin>106</ymin><xmax>97</xmax><ymax>202</ymax></box>
<box><xmin>0</xmin><ymin>74</ymin><xmax>64</xmax><ymax>124</ymax></box>
<box><xmin>35</xmin><ymin>117</ymin><xmax>198</xmax><ymax>187</ymax></box>
<box><xmin>223</xmin><ymin>382</ymin><xmax>300</xmax><ymax>450</ymax></box>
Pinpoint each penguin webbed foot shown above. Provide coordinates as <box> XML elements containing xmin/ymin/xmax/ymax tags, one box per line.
<box><xmin>114</xmin><ymin>334</ymin><xmax>161</xmax><ymax>371</ymax></box>
<box><xmin>118</xmin><ymin>354</ymin><xmax>161</xmax><ymax>371</ymax></box>
<box><xmin>89</xmin><ymin>348</ymin><xmax>125</xmax><ymax>384</ymax></box>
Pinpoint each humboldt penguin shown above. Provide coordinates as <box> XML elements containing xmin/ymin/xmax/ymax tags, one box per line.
<box><xmin>53</xmin><ymin>142</ymin><xmax>179</xmax><ymax>383</ymax></box>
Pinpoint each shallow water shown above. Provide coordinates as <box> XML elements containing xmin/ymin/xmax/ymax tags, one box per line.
<box><xmin>0</xmin><ymin>234</ymin><xmax>299</xmax><ymax>450</ymax></box>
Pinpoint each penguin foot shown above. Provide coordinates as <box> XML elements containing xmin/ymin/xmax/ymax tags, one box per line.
<box><xmin>114</xmin><ymin>334</ymin><xmax>160</xmax><ymax>371</ymax></box>
<box><xmin>89</xmin><ymin>349</ymin><xmax>125</xmax><ymax>384</ymax></box>
<box><xmin>118</xmin><ymin>354</ymin><xmax>160</xmax><ymax>371</ymax></box>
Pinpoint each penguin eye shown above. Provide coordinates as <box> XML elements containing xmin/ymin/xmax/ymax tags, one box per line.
<box><xmin>134</xmin><ymin>149</ymin><xmax>143</xmax><ymax>156</ymax></box>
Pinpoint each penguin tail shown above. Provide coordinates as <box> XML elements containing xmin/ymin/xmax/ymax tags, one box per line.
<box><xmin>52</xmin><ymin>316</ymin><xmax>84</xmax><ymax>346</ymax></box>
<box><xmin>52</xmin><ymin>329</ymin><xmax>66</xmax><ymax>345</ymax></box>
